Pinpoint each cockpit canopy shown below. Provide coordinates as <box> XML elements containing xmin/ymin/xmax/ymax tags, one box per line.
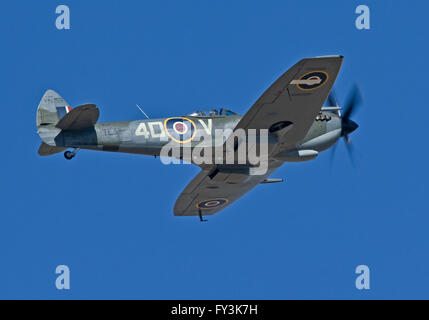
<box><xmin>188</xmin><ymin>108</ymin><xmax>238</xmax><ymax>117</ymax></box>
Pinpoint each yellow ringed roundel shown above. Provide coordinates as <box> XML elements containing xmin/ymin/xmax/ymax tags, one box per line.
<box><xmin>296</xmin><ymin>70</ymin><xmax>329</xmax><ymax>91</ymax></box>
<box><xmin>164</xmin><ymin>117</ymin><xmax>197</xmax><ymax>143</ymax></box>
<box><xmin>197</xmin><ymin>198</ymin><xmax>229</xmax><ymax>210</ymax></box>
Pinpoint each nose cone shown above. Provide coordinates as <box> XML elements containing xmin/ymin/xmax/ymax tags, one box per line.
<box><xmin>342</xmin><ymin>119</ymin><xmax>359</xmax><ymax>135</ymax></box>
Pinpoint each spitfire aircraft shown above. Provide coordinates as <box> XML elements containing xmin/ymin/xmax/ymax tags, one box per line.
<box><xmin>36</xmin><ymin>56</ymin><xmax>360</xmax><ymax>221</ymax></box>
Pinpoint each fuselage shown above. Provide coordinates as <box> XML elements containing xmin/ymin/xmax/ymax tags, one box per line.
<box><xmin>49</xmin><ymin>111</ymin><xmax>342</xmax><ymax>164</ymax></box>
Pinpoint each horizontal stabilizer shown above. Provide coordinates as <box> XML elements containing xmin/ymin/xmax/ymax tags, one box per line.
<box><xmin>38</xmin><ymin>142</ymin><xmax>66</xmax><ymax>156</ymax></box>
<box><xmin>56</xmin><ymin>104</ymin><xmax>99</xmax><ymax>131</ymax></box>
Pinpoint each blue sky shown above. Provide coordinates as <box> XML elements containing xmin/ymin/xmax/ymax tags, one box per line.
<box><xmin>0</xmin><ymin>0</ymin><xmax>428</xmax><ymax>299</ymax></box>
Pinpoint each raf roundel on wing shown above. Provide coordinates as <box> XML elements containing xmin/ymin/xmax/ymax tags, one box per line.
<box><xmin>197</xmin><ymin>199</ymin><xmax>229</xmax><ymax>209</ymax></box>
<box><xmin>295</xmin><ymin>71</ymin><xmax>329</xmax><ymax>91</ymax></box>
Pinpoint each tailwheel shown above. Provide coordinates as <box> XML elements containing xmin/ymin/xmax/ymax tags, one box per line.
<box><xmin>64</xmin><ymin>151</ymin><xmax>74</xmax><ymax>160</ymax></box>
<box><xmin>64</xmin><ymin>148</ymin><xmax>80</xmax><ymax>160</ymax></box>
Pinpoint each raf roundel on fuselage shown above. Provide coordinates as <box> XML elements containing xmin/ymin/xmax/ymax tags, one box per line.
<box><xmin>164</xmin><ymin>117</ymin><xmax>197</xmax><ymax>143</ymax></box>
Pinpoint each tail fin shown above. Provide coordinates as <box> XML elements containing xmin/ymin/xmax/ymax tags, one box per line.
<box><xmin>36</xmin><ymin>90</ymin><xmax>100</xmax><ymax>156</ymax></box>
<box><xmin>36</xmin><ymin>90</ymin><xmax>72</xmax><ymax>128</ymax></box>
<box><xmin>36</xmin><ymin>90</ymin><xmax>72</xmax><ymax>153</ymax></box>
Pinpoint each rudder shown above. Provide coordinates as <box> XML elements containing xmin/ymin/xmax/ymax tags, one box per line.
<box><xmin>36</xmin><ymin>90</ymin><xmax>72</xmax><ymax>149</ymax></box>
<box><xmin>36</xmin><ymin>90</ymin><xmax>72</xmax><ymax>127</ymax></box>
<box><xmin>36</xmin><ymin>90</ymin><xmax>100</xmax><ymax>156</ymax></box>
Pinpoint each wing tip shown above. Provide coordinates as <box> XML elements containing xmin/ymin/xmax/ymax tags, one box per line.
<box><xmin>298</xmin><ymin>55</ymin><xmax>344</xmax><ymax>66</ymax></box>
<box><xmin>313</xmin><ymin>54</ymin><xmax>344</xmax><ymax>59</ymax></box>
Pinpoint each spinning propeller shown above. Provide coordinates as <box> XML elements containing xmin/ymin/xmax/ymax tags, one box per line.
<box><xmin>327</xmin><ymin>85</ymin><xmax>362</xmax><ymax>164</ymax></box>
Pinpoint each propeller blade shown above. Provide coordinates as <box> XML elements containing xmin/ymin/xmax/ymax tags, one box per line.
<box><xmin>343</xmin><ymin>136</ymin><xmax>356</xmax><ymax>167</ymax></box>
<box><xmin>343</xmin><ymin>84</ymin><xmax>362</xmax><ymax>121</ymax></box>
<box><xmin>329</xmin><ymin>141</ymin><xmax>338</xmax><ymax>168</ymax></box>
<box><xmin>344</xmin><ymin>134</ymin><xmax>351</xmax><ymax>144</ymax></box>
